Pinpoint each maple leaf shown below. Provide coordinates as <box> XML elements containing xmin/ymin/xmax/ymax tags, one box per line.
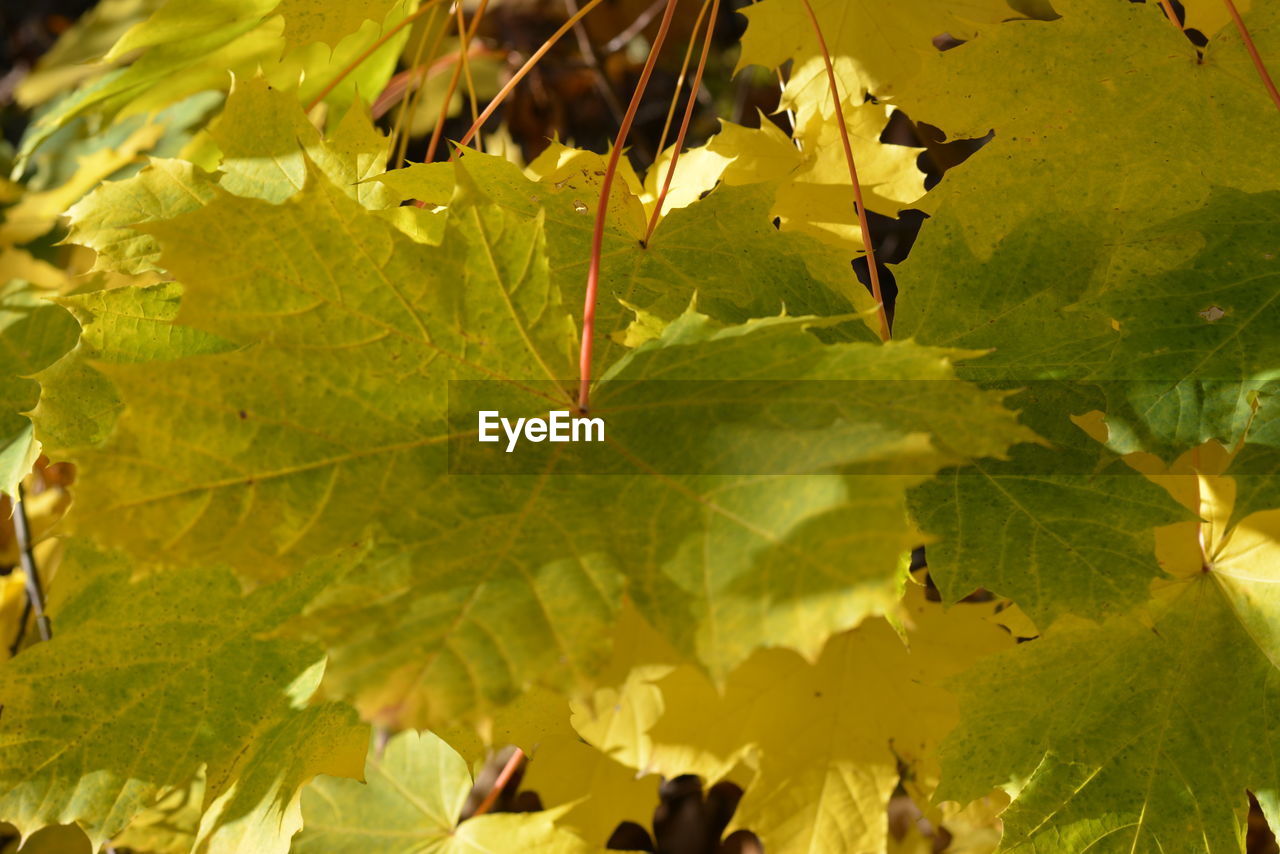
<box><xmin>0</xmin><ymin>282</ymin><xmax>78</xmax><ymax>497</ymax></box>
<box><xmin>11</xmin><ymin>0</ymin><xmax>165</xmax><ymax>110</ymax></box>
<box><xmin>738</xmin><ymin>0</ymin><xmax>1015</xmax><ymax>105</ymax></box>
<box><xmin>572</xmin><ymin>590</ymin><xmax>1016</xmax><ymax>854</ymax></box>
<box><xmin>643</xmin><ymin>102</ymin><xmax>927</xmax><ymax>251</ymax></box>
<box><xmin>1088</xmin><ymin>190</ymin><xmax>1280</xmax><ymax>455</ymax></box>
<box><xmin>909</xmin><ymin>440</ymin><xmax>1190</xmax><ymax>626</ymax></box>
<box><xmin>66</xmin><ymin>159</ymin><xmax>218</xmax><ymax>276</ymax></box>
<box><xmin>66</xmin><ymin>77</ymin><xmax>393</xmax><ymax>279</ymax></box>
<box><xmin>205</xmin><ymin>77</ymin><xmax>393</xmax><ymax>206</ymax></box>
<box><xmin>0</xmin><ymin>541</ymin><xmax>368</xmax><ymax>848</ymax></box>
<box><xmin>0</xmin><ymin>89</ymin><xmax>228</xmax><ymax>494</ymax></box>
<box><xmin>894</xmin><ymin>211</ymin><xmax>1192</xmax><ymax>622</ymax></box>
<box><xmin>377</xmin><ymin>151</ymin><xmax>885</xmax><ymax>358</ymax></box>
<box><xmin>1227</xmin><ymin>414</ymin><xmax>1280</xmax><ymax>524</ymax></box>
<box><xmin>293</xmin><ymin>730</ymin><xmax>592</xmax><ymax>853</ymax></box>
<box><xmin>40</xmin><ymin>156</ymin><xmax>1031</xmax><ymax>725</ymax></box>
<box><xmin>896</xmin><ymin>0</ymin><xmax>1280</xmax><ymax>259</ymax></box>
<box><xmin>1182</xmin><ymin>0</ymin><xmax>1254</xmax><ymax>40</ymax></box>
<box><xmin>940</xmin><ymin>449</ymin><xmax>1280</xmax><ymax>852</ymax></box>
<box><xmin>108</xmin><ymin>776</ymin><xmax>205</xmax><ymax>854</ymax></box>
<box><xmin>431</xmin><ymin>682</ymin><xmax>661</xmax><ymax>846</ymax></box>
<box><xmin>896</xmin><ymin>152</ymin><xmax>1278</xmax><ymax>626</ymax></box>
<box><xmin>17</xmin><ymin>0</ymin><xmax>413</xmax><ymax>162</ymax></box>
<box><xmin>272</xmin><ymin>0</ymin><xmax>401</xmax><ymax>54</ymax></box>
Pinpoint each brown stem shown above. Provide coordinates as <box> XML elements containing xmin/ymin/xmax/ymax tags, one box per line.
<box><xmin>797</xmin><ymin>0</ymin><xmax>890</xmax><ymax>341</ymax></box>
<box><xmin>645</xmin><ymin>0</ymin><xmax>719</xmax><ymax>243</ymax></box>
<box><xmin>425</xmin><ymin>0</ymin><xmax>492</xmax><ymax>162</ymax></box>
<box><xmin>395</xmin><ymin>6</ymin><xmax>450</xmax><ymax>167</ymax></box>
<box><xmin>579</xmin><ymin>0</ymin><xmax>683</xmax><ymax>412</ymax></box>
<box><xmin>388</xmin><ymin>8</ymin><xmax>438</xmax><ymax>162</ymax></box>
<box><xmin>454</xmin><ymin>0</ymin><xmax>609</xmax><ymax>153</ymax></box>
<box><xmin>565</xmin><ymin>0</ymin><xmax>628</xmax><ymax>130</ymax></box>
<box><xmin>472</xmin><ymin>748</ymin><xmax>525</xmax><ymax>817</ymax></box>
<box><xmin>1221</xmin><ymin>0</ymin><xmax>1280</xmax><ymax>113</ymax></box>
<box><xmin>654</xmin><ymin>0</ymin><xmax>713</xmax><ymax>160</ymax></box>
<box><xmin>373</xmin><ymin>44</ymin><xmax>497</xmax><ymax>120</ymax></box>
<box><xmin>12</xmin><ymin>484</ymin><xmax>51</xmax><ymax>644</ymax></box>
<box><xmin>306</xmin><ymin>0</ymin><xmax>445</xmax><ymax>113</ymax></box>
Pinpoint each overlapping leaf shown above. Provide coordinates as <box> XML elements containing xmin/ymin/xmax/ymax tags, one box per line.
<box><xmin>41</xmin><ymin>147</ymin><xmax>1032</xmax><ymax>726</ymax></box>
<box><xmin>897</xmin><ymin>0</ymin><xmax>1280</xmax><ymax>258</ymax></box>
<box><xmin>738</xmin><ymin>0</ymin><xmax>1015</xmax><ymax>105</ymax></box>
<box><xmin>643</xmin><ymin>103</ymin><xmax>927</xmax><ymax>250</ymax></box>
<box><xmin>572</xmin><ymin>590</ymin><xmax>1016</xmax><ymax>854</ymax></box>
<box><xmin>377</xmin><ymin>150</ymin><xmax>886</xmax><ymax>355</ymax></box>
<box><xmin>18</xmin><ymin>0</ymin><xmax>413</xmax><ymax>162</ymax></box>
<box><xmin>293</xmin><ymin>730</ymin><xmax>591</xmax><ymax>853</ymax></box>
<box><xmin>0</xmin><ymin>282</ymin><xmax>78</xmax><ymax>496</ymax></box>
<box><xmin>940</xmin><ymin>458</ymin><xmax>1280</xmax><ymax>851</ymax></box>
<box><xmin>67</xmin><ymin>77</ymin><xmax>392</xmax><ymax>277</ymax></box>
<box><xmin>0</xmin><ymin>541</ymin><xmax>368</xmax><ymax>848</ymax></box>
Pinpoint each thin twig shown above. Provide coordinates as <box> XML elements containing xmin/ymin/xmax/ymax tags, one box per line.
<box><xmin>797</xmin><ymin>0</ymin><xmax>890</xmax><ymax>341</ymax></box>
<box><xmin>565</xmin><ymin>0</ymin><xmax>628</xmax><ymax>129</ymax></box>
<box><xmin>389</xmin><ymin>5</ymin><xmax>439</xmax><ymax>163</ymax></box>
<box><xmin>9</xmin><ymin>599</ymin><xmax>32</xmax><ymax>657</ymax></box>
<box><xmin>12</xmin><ymin>484</ymin><xmax>51</xmax><ymax>644</ymax></box>
<box><xmin>454</xmin><ymin>0</ymin><xmax>610</xmax><ymax>153</ymax></box>
<box><xmin>455</xmin><ymin>0</ymin><xmax>482</xmax><ymax>140</ymax></box>
<box><xmin>579</xmin><ymin>0</ymin><xmax>683</xmax><ymax>413</ymax></box>
<box><xmin>472</xmin><ymin>748</ymin><xmax>525</xmax><ymax>817</ymax></box>
<box><xmin>307</xmin><ymin>0</ymin><xmax>446</xmax><ymax>112</ymax></box>
<box><xmin>1158</xmin><ymin>0</ymin><xmax>1182</xmax><ymax>28</ymax></box>
<box><xmin>645</xmin><ymin>0</ymin><xmax>719</xmax><ymax>242</ymax></box>
<box><xmin>1221</xmin><ymin>0</ymin><xmax>1280</xmax><ymax>113</ymax></box>
<box><xmin>426</xmin><ymin>0</ymin><xmax>492</xmax><ymax>161</ymax></box>
<box><xmin>397</xmin><ymin>7</ymin><xmax>452</xmax><ymax>167</ymax></box>
<box><xmin>654</xmin><ymin>0</ymin><xmax>713</xmax><ymax>161</ymax></box>
<box><xmin>374</xmin><ymin>44</ymin><xmax>496</xmax><ymax>121</ymax></box>
<box><xmin>604</xmin><ymin>0</ymin><xmax>667</xmax><ymax>54</ymax></box>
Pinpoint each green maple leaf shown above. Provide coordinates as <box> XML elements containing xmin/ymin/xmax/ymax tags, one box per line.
<box><xmin>66</xmin><ymin>158</ymin><xmax>219</xmax><ymax>276</ymax></box>
<box><xmin>738</xmin><ymin>0</ymin><xmax>1015</xmax><ymax>105</ymax></box>
<box><xmin>890</xmin><ymin>0</ymin><xmax>1280</xmax><ymax>462</ymax></box>
<box><xmin>1228</xmin><ymin>410</ymin><xmax>1280</xmax><ymax>522</ymax></box>
<box><xmin>18</xmin><ymin>0</ymin><xmax>412</xmax><ymax>162</ymax></box>
<box><xmin>895</xmin><ymin>213</ymin><xmax>1191</xmax><ymax>622</ymax></box>
<box><xmin>939</xmin><ymin>472</ymin><xmax>1280</xmax><ymax>852</ymax></box>
<box><xmin>194</xmin><ymin>701</ymin><xmax>368</xmax><ymax>854</ymax></box>
<box><xmin>909</xmin><ymin>435</ymin><xmax>1190</xmax><ymax>626</ymax></box>
<box><xmin>272</xmin><ymin>0</ymin><xmax>401</xmax><ymax>54</ymax></box>
<box><xmin>896</xmin><ymin>188</ymin><xmax>1280</xmax><ymax>622</ymax></box>
<box><xmin>377</xmin><ymin>151</ymin><xmax>884</xmax><ymax>363</ymax></box>
<box><xmin>0</xmin><ymin>281</ymin><xmax>79</xmax><ymax>497</ymax></box>
<box><xmin>1087</xmin><ymin>190</ymin><xmax>1280</xmax><ymax>454</ymax></box>
<box><xmin>0</xmin><ymin>541</ymin><xmax>368</xmax><ymax>848</ymax></box>
<box><xmin>897</xmin><ymin>0</ymin><xmax>1280</xmax><ymax>259</ymax></box>
<box><xmin>295</xmin><ymin>308</ymin><xmax>1031</xmax><ymax>721</ymax></box>
<box><xmin>294</xmin><ymin>730</ymin><xmax>591</xmax><ymax>853</ymax></box>
<box><xmin>206</xmin><ymin>77</ymin><xmax>393</xmax><ymax>206</ymax></box>
<box><xmin>66</xmin><ymin>77</ymin><xmax>393</xmax><ymax>277</ymax></box>
<box><xmin>40</xmin><ymin>158</ymin><xmax>1031</xmax><ymax>724</ymax></box>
